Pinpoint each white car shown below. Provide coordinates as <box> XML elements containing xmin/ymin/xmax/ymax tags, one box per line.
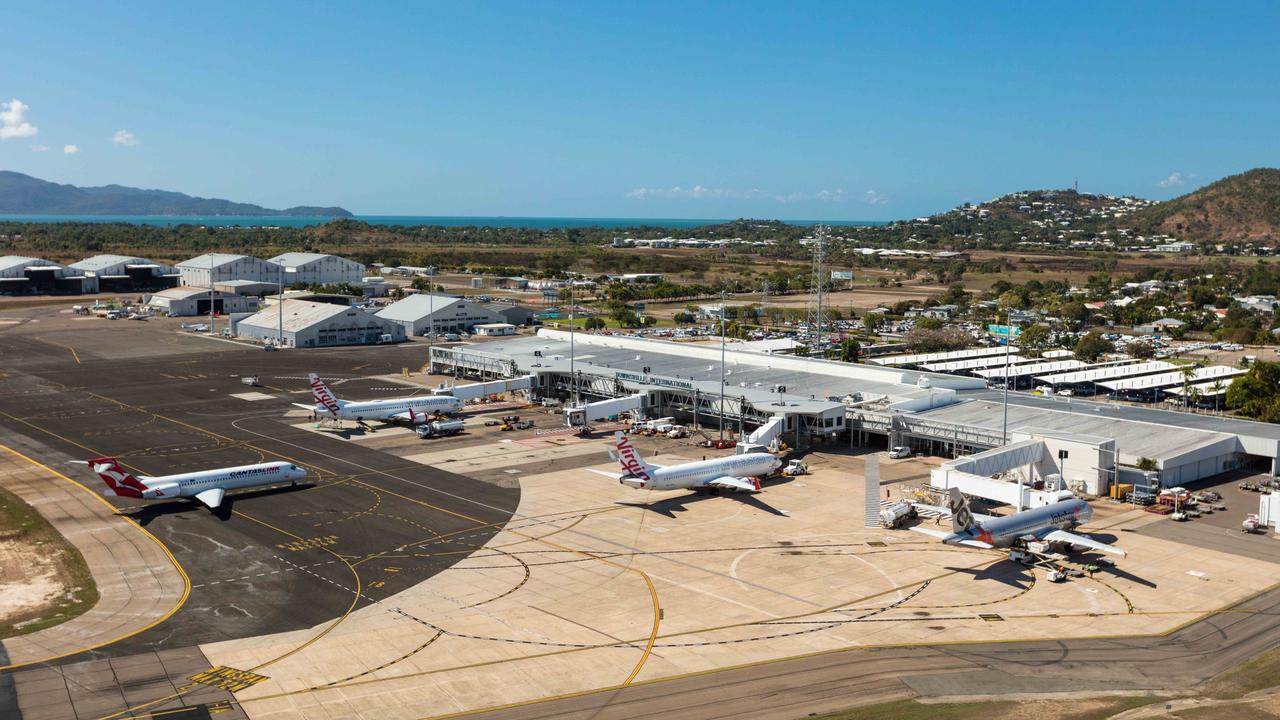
<box><xmin>888</xmin><ymin>446</ymin><xmax>912</xmax><ymax>459</ymax></box>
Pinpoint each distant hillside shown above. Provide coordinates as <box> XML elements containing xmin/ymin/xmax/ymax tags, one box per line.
<box><xmin>1129</xmin><ymin>168</ymin><xmax>1280</xmax><ymax>243</ymax></box>
<box><xmin>0</xmin><ymin>171</ymin><xmax>352</xmax><ymax>217</ymax></box>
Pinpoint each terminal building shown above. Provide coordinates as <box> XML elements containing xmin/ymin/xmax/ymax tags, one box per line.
<box><xmin>431</xmin><ymin>329</ymin><xmax>1280</xmax><ymax>493</ymax></box>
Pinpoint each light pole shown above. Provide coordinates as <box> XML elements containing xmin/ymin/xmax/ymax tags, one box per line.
<box><xmin>719</xmin><ymin>289</ymin><xmax>726</xmax><ymax>442</ymax></box>
<box><xmin>277</xmin><ymin>263</ymin><xmax>284</xmax><ymax>346</ymax></box>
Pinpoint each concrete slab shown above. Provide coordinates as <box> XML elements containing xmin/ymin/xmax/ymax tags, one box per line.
<box><xmin>191</xmin><ymin>439</ymin><xmax>1280</xmax><ymax>720</ymax></box>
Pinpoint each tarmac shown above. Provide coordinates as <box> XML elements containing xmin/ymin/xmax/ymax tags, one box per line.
<box><xmin>3</xmin><ymin>306</ymin><xmax>1280</xmax><ymax>720</ymax></box>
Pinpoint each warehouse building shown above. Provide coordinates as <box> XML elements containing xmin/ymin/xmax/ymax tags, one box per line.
<box><xmin>376</xmin><ymin>293</ymin><xmax>505</xmax><ymax>336</ymax></box>
<box><xmin>177</xmin><ymin>254</ymin><xmax>280</xmax><ymax>287</ymax></box>
<box><xmin>67</xmin><ymin>255</ymin><xmax>179</xmax><ymax>293</ymax></box>
<box><xmin>482</xmin><ymin>303</ymin><xmax>537</xmax><ymax>326</ymax></box>
<box><xmin>233</xmin><ymin>299</ymin><xmax>404</xmax><ymax>348</ymax></box>
<box><xmin>147</xmin><ymin>287</ymin><xmax>261</xmax><ymax>317</ymax></box>
<box><xmin>268</xmin><ymin>252</ymin><xmax>364</xmax><ymax>286</ymax></box>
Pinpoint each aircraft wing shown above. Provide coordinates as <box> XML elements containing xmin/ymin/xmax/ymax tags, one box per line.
<box><xmin>908</xmin><ymin>526</ymin><xmax>952</xmax><ymax>540</ymax></box>
<box><xmin>1041</xmin><ymin>529</ymin><xmax>1127</xmax><ymax>557</ymax></box>
<box><xmin>907</xmin><ymin>502</ymin><xmax>997</xmax><ymax>523</ymax></box>
<box><xmin>389</xmin><ymin>410</ymin><xmax>428</xmax><ymax>424</ymax></box>
<box><xmin>706</xmin><ymin>476</ymin><xmax>760</xmax><ymax>493</ymax></box>
<box><xmin>194</xmin><ymin>487</ymin><xmax>226</xmax><ymax>509</ymax></box>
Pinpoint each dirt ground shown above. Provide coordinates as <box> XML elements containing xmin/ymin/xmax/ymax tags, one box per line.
<box><xmin>0</xmin><ymin>486</ymin><xmax>95</xmax><ymax>638</ymax></box>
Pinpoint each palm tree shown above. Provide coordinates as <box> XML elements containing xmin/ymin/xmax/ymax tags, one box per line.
<box><xmin>1211</xmin><ymin>378</ymin><xmax>1225</xmax><ymax>413</ymax></box>
<box><xmin>1186</xmin><ymin>387</ymin><xmax>1202</xmax><ymax>413</ymax></box>
<box><xmin>1178</xmin><ymin>363</ymin><xmax>1199</xmax><ymax>409</ymax></box>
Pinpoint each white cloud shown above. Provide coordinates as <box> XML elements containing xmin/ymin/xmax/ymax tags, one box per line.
<box><xmin>863</xmin><ymin>190</ymin><xmax>888</xmax><ymax>205</ymax></box>
<box><xmin>31</xmin><ymin>144</ymin><xmax>49</xmax><ymax>152</ymax></box>
<box><xmin>625</xmin><ymin>185</ymin><xmax>858</xmax><ymax>204</ymax></box>
<box><xmin>112</xmin><ymin>129</ymin><xmax>139</xmax><ymax>146</ymax></box>
<box><xmin>63</xmin><ymin>144</ymin><xmax>80</xmax><ymax>155</ymax></box>
<box><xmin>0</xmin><ymin>98</ymin><xmax>39</xmax><ymax>140</ymax></box>
<box><xmin>1158</xmin><ymin>172</ymin><xmax>1186</xmax><ymax>188</ymax></box>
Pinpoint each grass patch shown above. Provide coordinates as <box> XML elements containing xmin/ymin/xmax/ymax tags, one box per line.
<box><xmin>1200</xmin><ymin>645</ymin><xmax>1280</xmax><ymax>700</ymax></box>
<box><xmin>0</xmin><ymin>485</ymin><xmax>99</xmax><ymax>639</ymax></box>
<box><xmin>811</xmin><ymin>696</ymin><xmax>1162</xmax><ymax>720</ymax></box>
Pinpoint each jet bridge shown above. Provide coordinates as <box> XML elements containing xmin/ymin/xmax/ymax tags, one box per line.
<box><xmin>930</xmin><ymin>430</ymin><xmax>1117</xmax><ymax>507</ymax></box>
<box><xmin>745</xmin><ymin>415</ymin><xmax>787</xmax><ymax>448</ymax></box>
<box><xmin>433</xmin><ymin>375</ymin><xmax>534</xmax><ymax>401</ymax></box>
<box><xmin>564</xmin><ymin>393</ymin><xmax>648</xmax><ymax>427</ymax></box>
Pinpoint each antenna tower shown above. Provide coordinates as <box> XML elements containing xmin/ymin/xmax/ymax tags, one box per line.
<box><xmin>806</xmin><ymin>225</ymin><xmax>828</xmax><ymax>352</ymax></box>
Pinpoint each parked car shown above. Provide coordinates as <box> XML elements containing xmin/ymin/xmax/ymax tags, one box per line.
<box><xmin>888</xmin><ymin>446</ymin><xmax>912</xmax><ymax>459</ymax></box>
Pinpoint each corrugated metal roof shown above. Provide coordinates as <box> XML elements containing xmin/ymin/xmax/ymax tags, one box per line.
<box><xmin>152</xmin><ymin>286</ymin><xmax>213</xmax><ymax>300</ymax></box>
<box><xmin>66</xmin><ymin>254</ymin><xmax>169</xmax><ymax>272</ymax></box>
<box><xmin>176</xmin><ymin>253</ymin><xmax>258</xmax><ymax>269</ymax></box>
<box><xmin>238</xmin><ymin>300</ymin><xmax>369</xmax><ymax>332</ymax></box>
<box><xmin>868</xmin><ymin>346</ymin><xmax>1020</xmax><ymax>366</ymax></box>
<box><xmin>918</xmin><ymin>399</ymin><xmax>1232</xmax><ymax>463</ymax></box>
<box><xmin>920</xmin><ymin>355</ymin><xmax>1031</xmax><ymax>373</ymax></box>
<box><xmin>375</xmin><ymin>293</ymin><xmax>463</xmax><ymax>321</ymax></box>
<box><xmin>1033</xmin><ymin>360</ymin><xmax>1177</xmax><ymax>385</ymax></box>
<box><xmin>0</xmin><ymin>255</ymin><xmax>60</xmax><ymax>273</ymax></box>
<box><xmin>975</xmin><ymin>359</ymin><xmax>1086</xmax><ymax>379</ymax></box>
<box><xmin>268</xmin><ymin>252</ymin><xmax>358</xmax><ymax>267</ymax></box>
<box><xmin>1097</xmin><ymin>365</ymin><xmax>1245</xmax><ymax>392</ymax></box>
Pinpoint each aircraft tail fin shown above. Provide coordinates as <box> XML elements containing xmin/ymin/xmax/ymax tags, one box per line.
<box><xmin>948</xmin><ymin>487</ymin><xmax>977</xmax><ymax>534</ymax></box>
<box><xmin>86</xmin><ymin>457</ymin><xmax>148</xmax><ymax>498</ymax></box>
<box><xmin>308</xmin><ymin>373</ymin><xmax>343</xmax><ymax>415</ymax></box>
<box><xmin>613</xmin><ymin>431</ymin><xmax>653</xmax><ymax>481</ymax></box>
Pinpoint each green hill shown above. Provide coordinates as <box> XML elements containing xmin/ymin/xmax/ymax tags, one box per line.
<box><xmin>1130</xmin><ymin>168</ymin><xmax>1280</xmax><ymax>244</ymax></box>
<box><xmin>0</xmin><ymin>171</ymin><xmax>352</xmax><ymax>217</ymax></box>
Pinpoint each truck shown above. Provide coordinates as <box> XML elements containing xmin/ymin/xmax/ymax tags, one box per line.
<box><xmin>879</xmin><ymin>500</ymin><xmax>917</xmax><ymax>528</ymax></box>
<box><xmin>1243</xmin><ymin>513</ymin><xmax>1263</xmax><ymax>534</ymax></box>
<box><xmin>417</xmin><ymin>419</ymin><xmax>465</xmax><ymax>439</ymax></box>
<box><xmin>782</xmin><ymin>459</ymin><xmax>808</xmax><ymax>476</ymax></box>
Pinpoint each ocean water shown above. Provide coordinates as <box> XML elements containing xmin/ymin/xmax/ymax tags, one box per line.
<box><xmin>0</xmin><ymin>214</ymin><xmax>886</xmax><ymax>230</ymax></box>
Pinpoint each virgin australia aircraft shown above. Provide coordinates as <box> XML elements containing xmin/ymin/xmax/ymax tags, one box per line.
<box><xmin>912</xmin><ymin>487</ymin><xmax>1126</xmax><ymax>557</ymax></box>
<box><xmin>297</xmin><ymin>373</ymin><xmax>462</xmax><ymax>424</ymax></box>
<box><xmin>591</xmin><ymin>431</ymin><xmax>781</xmax><ymax>493</ymax></box>
<box><xmin>82</xmin><ymin>457</ymin><xmax>307</xmax><ymax>510</ymax></box>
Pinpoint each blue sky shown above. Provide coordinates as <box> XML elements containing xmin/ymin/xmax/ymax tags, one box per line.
<box><xmin>2</xmin><ymin>1</ymin><xmax>1278</xmax><ymax>219</ymax></box>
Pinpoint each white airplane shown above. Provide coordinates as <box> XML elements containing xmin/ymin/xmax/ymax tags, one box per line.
<box><xmin>297</xmin><ymin>373</ymin><xmax>462</xmax><ymax>424</ymax></box>
<box><xmin>591</xmin><ymin>431</ymin><xmax>781</xmax><ymax>493</ymax></box>
<box><xmin>911</xmin><ymin>487</ymin><xmax>1126</xmax><ymax>557</ymax></box>
<box><xmin>82</xmin><ymin>456</ymin><xmax>307</xmax><ymax>510</ymax></box>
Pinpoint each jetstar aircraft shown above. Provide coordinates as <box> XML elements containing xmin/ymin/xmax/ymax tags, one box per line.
<box><xmin>82</xmin><ymin>457</ymin><xmax>307</xmax><ymax>510</ymax></box>
<box><xmin>911</xmin><ymin>487</ymin><xmax>1126</xmax><ymax>557</ymax></box>
<box><xmin>297</xmin><ymin>373</ymin><xmax>462</xmax><ymax>424</ymax></box>
<box><xmin>590</xmin><ymin>431</ymin><xmax>781</xmax><ymax>493</ymax></box>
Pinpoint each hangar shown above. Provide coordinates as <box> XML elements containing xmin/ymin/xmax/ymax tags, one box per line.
<box><xmin>377</xmin><ymin>293</ymin><xmax>506</xmax><ymax>336</ymax></box>
<box><xmin>232</xmin><ymin>299</ymin><xmax>404</xmax><ymax>348</ymax></box>
<box><xmin>268</xmin><ymin>252</ymin><xmax>364</xmax><ymax>286</ymax></box>
<box><xmin>147</xmin><ymin>287</ymin><xmax>261</xmax><ymax>317</ymax></box>
<box><xmin>177</xmin><ymin>253</ymin><xmax>280</xmax><ymax>287</ymax></box>
<box><xmin>67</xmin><ymin>254</ymin><xmax>179</xmax><ymax>292</ymax></box>
<box><xmin>0</xmin><ymin>255</ymin><xmax>93</xmax><ymax>294</ymax></box>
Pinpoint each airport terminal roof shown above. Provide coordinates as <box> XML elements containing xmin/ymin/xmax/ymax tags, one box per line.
<box><xmin>1033</xmin><ymin>360</ymin><xmax>1177</xmax><ymax>385</ymax></box>
<box><xmin>867</xmin><ymin>346</ymin><xmax>1019</xmax><ymax>367</ymax></box>
<box><xmin>1096</xmin><ymin>365</ymin><xmax>1245</xmax><ymax>392</ymax></box>
<box><xmin>464</xmin><ymin>331</ymin><xmax>976</xmax><ymax>409</ymax></box>
<box><xmin>918</xmin><ymin>398</ymin><xmax>1234</xmax><ymax>464</ymax></box>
